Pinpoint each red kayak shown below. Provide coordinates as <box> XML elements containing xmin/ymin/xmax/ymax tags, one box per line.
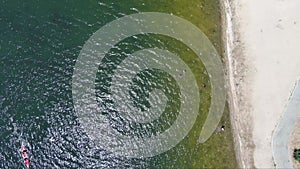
<box><xmin>20</xmin><ymin>145</ymin><xmax>30</xmax><ymax>168</ymax></box>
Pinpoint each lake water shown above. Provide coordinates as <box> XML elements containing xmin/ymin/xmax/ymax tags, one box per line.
<box><xmin>0</xmin><ymin>0</ymin><xmax>237</xmax><ymax>168</ymax></box>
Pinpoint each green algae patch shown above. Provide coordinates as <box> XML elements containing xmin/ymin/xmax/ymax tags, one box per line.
<box><xmin>107</xmin><ymin>0</ymin><xmax>238</xmax><ymax>168</ymax></box>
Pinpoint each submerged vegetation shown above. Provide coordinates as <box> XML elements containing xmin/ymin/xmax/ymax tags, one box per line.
<box><xmin>105</xmin><ymin>0</ymin><xmax>238</xmax><ymax>168</ymax></box>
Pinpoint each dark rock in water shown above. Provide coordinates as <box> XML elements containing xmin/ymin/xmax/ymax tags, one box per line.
<box><xmin>0</xmin><ymin>154</ymin><xmax>5</xmax><ymax>161</ymax></box>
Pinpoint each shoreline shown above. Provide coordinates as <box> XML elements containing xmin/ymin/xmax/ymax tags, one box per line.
<box><xmin>220</xmin><ymin>0</ymin><xmax>255</xmax><ymax>168</ymax></box>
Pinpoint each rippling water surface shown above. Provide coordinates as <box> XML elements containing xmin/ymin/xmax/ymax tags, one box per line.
<box><xmin>0</xmin><ymin>0</ymin><xmax>237</xmax><ymax>168</ymax></box>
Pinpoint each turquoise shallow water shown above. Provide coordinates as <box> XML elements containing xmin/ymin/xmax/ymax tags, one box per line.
<box><xmin>0</xmin><ymin>0</ymin><xmax>237</xmax><ymax>168</ymax></box>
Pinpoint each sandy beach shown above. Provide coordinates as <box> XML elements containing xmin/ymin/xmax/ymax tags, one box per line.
<box><xmin>223</xmin><ymin>0</ymin><xmax>300</xmax><ymax>168</ymax></box>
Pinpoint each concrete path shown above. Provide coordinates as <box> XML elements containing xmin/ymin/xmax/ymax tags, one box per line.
<box><xmin>272</xmin><ymin>80</ymin><xmax>300</xmax><ymax>169</ymax></box>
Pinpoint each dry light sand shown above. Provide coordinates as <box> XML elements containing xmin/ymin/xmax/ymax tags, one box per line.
<box><xmin>223</xmin><ymin>0</ymin><xmax>300</xmax><ymax>168</ymax></box>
